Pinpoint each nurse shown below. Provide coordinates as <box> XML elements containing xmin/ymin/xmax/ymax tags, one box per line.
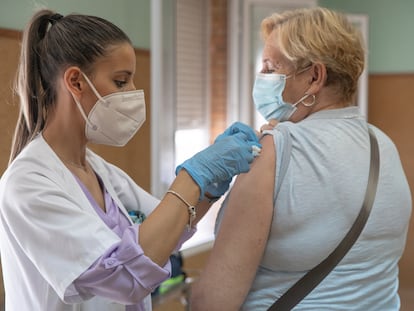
<box><xmin>0</xmin><ymin>9</ymin><xmax>260</xmax><ymax>311</ymax></box>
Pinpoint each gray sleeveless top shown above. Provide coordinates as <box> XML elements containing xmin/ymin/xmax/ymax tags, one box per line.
<box><xmin>215</xmin><ymin>107</ymin><xmax>411</xmax><ymax>310</ymax></box>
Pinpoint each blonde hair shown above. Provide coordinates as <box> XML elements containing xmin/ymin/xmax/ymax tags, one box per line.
<box><xmin>261</xmin><ymin>7</ymin><xmax>365</xmax><ymax>104</ymax></box>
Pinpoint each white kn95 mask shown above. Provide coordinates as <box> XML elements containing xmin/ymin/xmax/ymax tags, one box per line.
<box><xmin>71</xmin><ymin>72</ymin><xmax>146</xmax><ymax>147</ymax></box>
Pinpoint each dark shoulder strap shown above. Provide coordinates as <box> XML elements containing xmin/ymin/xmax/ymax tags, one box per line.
<box><xmin>267</xmin><ymin>126</ymin><xmax>380</xmax><ymax>311</ymax></box>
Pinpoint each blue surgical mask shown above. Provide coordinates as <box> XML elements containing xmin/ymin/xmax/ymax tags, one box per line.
<box><xmin>252</xmin><ymin>73</ymin><xmax>295</xmax><ymax>121</ymax></box>
<box><xmin>252</xmin><ymin>68</ymin><xmax>312</xmax><ymax>122</ymax></box>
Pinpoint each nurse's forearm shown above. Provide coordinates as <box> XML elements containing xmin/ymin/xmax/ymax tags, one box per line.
<box><xmin>138</xmin><ymin>170</ymin><xmax>203</xmax><ymax>266</ymax></box>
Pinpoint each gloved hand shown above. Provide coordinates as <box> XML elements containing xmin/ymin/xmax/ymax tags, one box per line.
<box><xmin>204</xmin><ymin>180</ymin><xmax>232</xmax><ymax>199</ymax></box>
<box><xmin>214</xmin><ymin>121</ymin><xmax>260</xmax><ymax>144</ymax></box>
<box><xmin>203</xmin><ymin>122</ymin><xmax>261</xmax><ymax>200</ymax></box>
<box><xmin>176</xmin><ymin>122</ymin><xmax>261</xmax><ymax>200</ymax></box>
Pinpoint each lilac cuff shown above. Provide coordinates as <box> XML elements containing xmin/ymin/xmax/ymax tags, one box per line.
<box><xmin>72</xmin><ymin>225</ymin><xmax>171</xmax><ymax>305</ymax></box>
<box><xmin>71</xmin><ymin>224</ymin><xmax>196</xmax><ymax>305</ymax></box>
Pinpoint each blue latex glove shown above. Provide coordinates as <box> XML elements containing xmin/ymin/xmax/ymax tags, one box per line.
<box><xmin>176</xmin><ymin>122</ymin><xmax>261</xmax><ymax>200</ymax></box>
<box><xmin>214</xmin><ymin>121</ymin><xmax>259</xmax><ymax>144</ymax></box>
<box><xmin>204</xmin><ymin>180</ymin><xmax>231</xmax><ymax>199</ymax></box>
<box><xmin>203</xmin><ymin>122</ymin><xmax>260</xmax><ymax>199</ymax></box>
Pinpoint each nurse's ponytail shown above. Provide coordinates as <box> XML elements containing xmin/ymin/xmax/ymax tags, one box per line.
<box><xmin>9</xmin><ymin>10</ymin><xmax>53</xmax><ymax>164</ymax></box>
<box><xmin>9</xmin><ymin>9</ymin><xmax>131</xmax><ymax>163</ymax></box>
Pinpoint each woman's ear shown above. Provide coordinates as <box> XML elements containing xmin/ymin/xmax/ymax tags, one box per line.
<box><xmin>63</xmin><ymin>66</ymin><xmax>83</xmax><ymax>97</ymax></box>
<box><xmin>307</xmin><ymin>63</ymin><xmax>327</xmax><ymax>94</ymax></box>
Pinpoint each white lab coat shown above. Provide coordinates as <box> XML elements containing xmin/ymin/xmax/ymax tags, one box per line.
<box><xmin>0</xmin><ymin>134</ymin><xmax>162</xmax><ymax>311</ymax></box>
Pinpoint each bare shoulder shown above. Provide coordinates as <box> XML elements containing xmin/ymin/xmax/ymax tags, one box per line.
<box><xmin>249</xmin><ymin>133</ymin><xmax>275</xmax><ymax>173</ymax></box>
<box><xmin>230</xmin><ymin>133</ymin><xmax>275</xmax><ymax>198</ymax></box>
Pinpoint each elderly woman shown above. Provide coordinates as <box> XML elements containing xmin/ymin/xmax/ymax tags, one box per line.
<box><xmin>191</xmin><ymin>7</ymin><xmax>411</xmax><ymax>311</ymax></box>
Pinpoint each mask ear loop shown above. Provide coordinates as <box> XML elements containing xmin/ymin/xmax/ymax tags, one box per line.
<box><xmin>81</xmin><ymin>72</ymin><xmax>106</xmax><ymax>102</ymax></box>
<box><xmin>70</xmin><ymin>92</ymin><xmax>98</xmax><ymax>131</ymax></box>
<box><xmin>69</xmin><ymin>72</ymin><xmax>101</xmax><ymax>131</ymax></box>
<box><xmin>77</xmin><ymin>72</ymin><xmax>110</xmax><ymax>132</ymax></box>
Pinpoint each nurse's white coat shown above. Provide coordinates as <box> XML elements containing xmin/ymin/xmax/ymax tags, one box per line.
<box><xmin>0</xmin><ymin>134</ymin><xmax>160</xmax><ymax>310</ymax></box>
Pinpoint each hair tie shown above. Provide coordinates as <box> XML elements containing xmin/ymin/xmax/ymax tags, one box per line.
<box><xmin>49</xmin><ymin>13</ymin><xmax>63</xmax><ymax>25</ymax></box>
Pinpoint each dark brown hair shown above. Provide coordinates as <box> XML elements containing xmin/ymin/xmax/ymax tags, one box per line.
<box><xmin>9</xmin><ymin>9</ymin><xmax>131</xmax><ymax>163</ymax></box>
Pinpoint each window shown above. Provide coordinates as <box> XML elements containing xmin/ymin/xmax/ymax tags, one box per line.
<box><xmin>151</xmin><ymin>0</ymin><xmax>209</xmax><ymax>200</ymax></box>
<box><xmin>151</xmin><ymin>0</ymin><xmax>213</xmax><ymax>253</ymax></box>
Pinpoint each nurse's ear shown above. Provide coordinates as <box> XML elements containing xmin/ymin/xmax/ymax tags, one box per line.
<box><xmin>63</xmin><ymin>66</ymin><xmax>84</xmax><ymax>98</ymax></box>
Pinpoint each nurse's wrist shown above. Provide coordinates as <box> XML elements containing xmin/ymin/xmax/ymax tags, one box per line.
<box><xmin>166</xmin><ymin>190</ymin><xmax>196</xmax><ymax>231</ymax></box>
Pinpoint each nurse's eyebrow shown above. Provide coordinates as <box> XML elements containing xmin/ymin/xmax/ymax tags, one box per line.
<box><xmin>114</xmin><ymin>70</ymin><xmax>133</xmax><ymax>75</ymax></box>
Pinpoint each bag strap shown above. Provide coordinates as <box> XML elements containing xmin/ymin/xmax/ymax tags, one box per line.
<box><xmin>267</xmin><ymin>126</ymin><xmax>380</xmax><ymax>311</ymax></box>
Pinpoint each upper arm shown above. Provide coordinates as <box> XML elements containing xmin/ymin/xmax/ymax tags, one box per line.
<box><xmin>191</xmin><ymin>134</ymin><xmax>276</xmax><ymax>311</ymax></box>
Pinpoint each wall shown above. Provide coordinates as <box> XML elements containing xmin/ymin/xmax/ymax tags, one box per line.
<box><xmin>319</xmin><ymin>0</ymin><xmax>414</xmax><ymax>73</ymax></box>
<box><xmin>368</xmin><ymin>74</ymin><xmax>414</xmax><ymax>293</ymax></box>
<box><xmin>0</xmin><ymin>0</ymin><xmax>151</xmax><ymax>49</ymax></box>
<box><xmin>209</xmin><ymin>0</ymin><xmax>228</xmax><ymax>142</ymax></box>
<box><xmin>0</xmin><ymin>30</ymin><xmax>21</xmax><ymax>175</ymax></box>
